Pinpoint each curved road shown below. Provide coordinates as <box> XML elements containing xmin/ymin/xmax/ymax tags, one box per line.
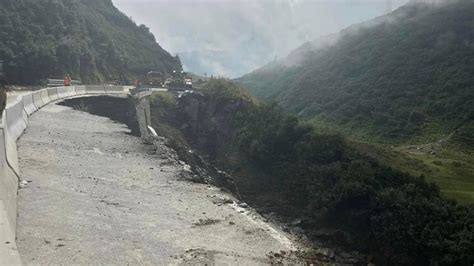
<box><xmin>15</xmin><ymin>101</ymin><xmax>298</xmax><ymax>264</ymax></box>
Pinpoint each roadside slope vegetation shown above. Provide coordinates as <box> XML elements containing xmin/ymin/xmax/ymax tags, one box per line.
<box><xmin>150</xmin><ymin>79</ymin><xmax>474</xmax><ymax>265</ymax></box>
<box><xmin>0</xmin><ymin>0</ymin><xmax>181</xmax><ymax>84</ymax></box>
<box><xmin>238</xmin><ymin>0</ymin><xmax>474</xmax><ymax>144</ymax></box>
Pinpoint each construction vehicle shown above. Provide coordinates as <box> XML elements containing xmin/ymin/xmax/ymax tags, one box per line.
<box><xmin>184</xmin><ymin>76</ymin><xmax>193</xmax><ymax>89</ymax></box>
<box><xmin>146</xmin><ymin>71</ymin><xmax>164</xmax><ymax>87</ymax></box>
<box><xmin>134</xmin><ymin>70</ymin><xmax>192</xmax><ymax>93</ymax></box>
<box><xmin>166</xmin><ymin>70</ymin><xmax>193</xmax><ymax>90</ymax></box>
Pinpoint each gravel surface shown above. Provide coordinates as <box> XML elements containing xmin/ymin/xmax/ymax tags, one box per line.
<box><xmin>16</xmin><ymin>102</ymin><xmax>299</xmax><ymax>265</ymax></box>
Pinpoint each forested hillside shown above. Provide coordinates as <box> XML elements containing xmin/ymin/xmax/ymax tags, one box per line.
<box><xmin>150</xmin><ymin>79</ymin><xmax>473</xmax><ymax>265</ymax></box>
<box><xmin>238</xmin><ymin>0</ymin><xmax>474</xmax><ymax>144</ymax></box>
<box><xmin>0</xmin><ymin>0</ymin><xmax>181</xmax><ymax>84</ymax></box>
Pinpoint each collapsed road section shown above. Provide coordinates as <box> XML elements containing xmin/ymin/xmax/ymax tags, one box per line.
<box><xmin>15</xmin><ymin>98</ymin><xmax>301</xmax><ymax>265</ymax></box>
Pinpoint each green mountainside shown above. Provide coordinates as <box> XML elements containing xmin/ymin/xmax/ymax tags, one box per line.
<box><xmin>0</xmin><ymin>0</ymin><xmax>181</xmax><ymax>84</ymax></box>
<box><xmin>238</xmin><ymin>0</ymin><xmax>474</xmax><ymax>145</ymax></box>
<box><xmin>149</xmin><ymin>79</ymin><xmax>473</xmax><ymax>265</ymax></box>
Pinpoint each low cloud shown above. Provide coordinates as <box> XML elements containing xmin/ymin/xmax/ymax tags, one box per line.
<box><xmin>113</xmin><ymin>0</ymin><xmax>410</xmax><ymax>77</ymax></box>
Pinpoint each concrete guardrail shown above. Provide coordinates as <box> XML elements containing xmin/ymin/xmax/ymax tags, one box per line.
<box><xmin>21</xmin><ymin>94</ymin><xmax>37</xmax><ymax>116</ymax></box>
<box><xmin>47</xmin><ymin>87</ymin><xmax>59</xmax><ymax>101</ymax></box>
<box><xmin>32</xmin><ymin>91</ymin><xmax>45</xmax><ymax>109</ymax></box>
<box><xmin>40</xmin><ymin>89</ymin><xmax>51</xmax><ymax>106</ymax></box>
<box><xmin>0</xmin><ymin>85</ymin><xmax>130</xmax><ymax>264</ymax></box>
<box><xmin>57</xmin><ymin>87</ymin><xmax>68</xmax><ymax>99</ymax></box>
<box><xmin>86</xmin><ymin>85</ymin><xmax>106</xmax><ymax>94</ymax></box>
<box><xmin>75</xmin><ymin>85</ymin><xmax>86</xmax><ymax>95</ymax></box>
<box><xmin>66</xmin><ymin>86</ymin><xmax>76</xmax><ymax>97</ymax></box>
<box><xmin>5</xmin><ymin>100</ymin><xmax>27</xmax><ymax>141</ymax></box>
<box><xmin>104</xmin><ymin>85</ymin><xmax>125</xmax><ymax>94</ymax></box>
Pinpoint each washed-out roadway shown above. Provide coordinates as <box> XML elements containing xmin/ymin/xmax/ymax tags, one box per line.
<box><xmin>16</xmin><ymin>101</ymin><xmax>299</xmax><ymax>265</ymax></box>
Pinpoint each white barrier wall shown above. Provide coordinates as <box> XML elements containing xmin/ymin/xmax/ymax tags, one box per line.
<box><xmin>86</xmin><ymin>85</ymin><xmax>106</xmax><ymax>94</ymax></box>
<box><xmin>57</xmin><ymin>87</ymin><xmax>68</xmax><ymax>98</ymax></box>
<box><xmin>47</xmin><ymin>88</ymin><xmax>59</xmax><ymax>101</ymax></box>
<box><xmin>21</xmin><ymin>93</ymin><xmax>37</xmax><ymax>116</ymax></box>
<box><xmin>0</xmin><ymin>117</ymin><xmax>19</xmax><ymax>226</ymax></box>
<box><xmin>0</xmin><ymin>111</ymin><xmax>20</xmax><ymax>264</ymax></box>
<box><xmin>0</xmin><ymin>85</ymin><xmax>129</xmax><ymax>264</ymax></box>
<box><xmin>5</xmin><ymin>100</ymin><xmax>28</xmax><ymax>141</ymax></box>
<box><xmin>104</xmin><ymin>85</ymin><xmax>125</xmax><ymax>93</ymax></box>
<box><xmin>75</xmin><ymin>85</ymin><xmax>86</xmax><ymax>95</ymax></box>
<box><xmin>40</xmin><ymin>89</ymin><xmax>51</xmax><ymax>106</ymax></box>
<box><xmin>32</xmin><ymin>91</ymin><xmax>45</xmax><ymax>109</ymax></box>
<box><xmin>66</xmin><ymin>87</ymin><xmax>75</xmax><ymax>97</ymax></box>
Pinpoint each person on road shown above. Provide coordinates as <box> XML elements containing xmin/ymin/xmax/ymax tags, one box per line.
<box><xmin>64</xmin><ymin>74</ymin><xmax>72</xmax><ymax>86</ymax></box>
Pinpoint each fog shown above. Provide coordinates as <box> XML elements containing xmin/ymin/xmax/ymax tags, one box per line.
<box><xmin>113</xmin><ymin>0</ymin><xmax>411</xmax><ymax>78</ymax></box>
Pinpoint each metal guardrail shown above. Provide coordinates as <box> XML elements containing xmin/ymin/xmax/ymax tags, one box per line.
<box><xmin>47</xmin><ymin>79</ymin><xmax>81</xmax><ymax>87</ymax></box>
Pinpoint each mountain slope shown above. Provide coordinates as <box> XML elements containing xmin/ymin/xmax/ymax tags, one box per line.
<box><xmin>238</xmin><ymin>1</ymin><xmax>474</xmax><ymax>144</ymax></box>
<box><xmin>0</xmin><ymin>0</ymin><xmax>181</xmax><ymax>84</ymax></box>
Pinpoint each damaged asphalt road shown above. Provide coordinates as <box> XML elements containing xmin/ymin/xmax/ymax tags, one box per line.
<box><xmin>15</xmin><ymin>101</ymin><xmax>301</xmax><ymax>265</ymax></box>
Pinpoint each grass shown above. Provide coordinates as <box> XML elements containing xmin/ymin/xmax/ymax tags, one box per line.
<box><xmin>310</xmin><ymin>117</ymin><xmax>474</xmax><ymax>204</ymax></box>
<box><xmin>356</xmin><ymin>141</ymin><xmax>474</xmax><ymax>204</ymax></box>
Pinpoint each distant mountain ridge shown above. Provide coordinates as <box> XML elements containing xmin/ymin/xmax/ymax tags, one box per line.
<box><xmin>238</xmin><ymin>0</ymin><xmax>474</xmax><ymax>144</ymax></box>
<box><xmin>0</xmin><ymin>0</ymin><xmax>181</xmax><ymax>84</ymax></box>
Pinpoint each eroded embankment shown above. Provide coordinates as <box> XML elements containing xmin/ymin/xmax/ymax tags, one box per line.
<box><xmin>16</xmin><ymin>97</ymin><xmax>300</xmax><ymax>265</ymax></box>
<box><xmin>59</xmin><ymin>96</ymin><xmax>140</xmax><ymax>136</ymax></box>
<box><xmin>148</xmin><ymin>91</ymin><xmax>367</xmax><ymax>264</ymax></box>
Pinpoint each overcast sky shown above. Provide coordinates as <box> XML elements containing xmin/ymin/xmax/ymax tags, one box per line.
<box><xmin>112</xmin><ymin>0</ymin><xmax>411</xmax><ymax>77</ymax></box>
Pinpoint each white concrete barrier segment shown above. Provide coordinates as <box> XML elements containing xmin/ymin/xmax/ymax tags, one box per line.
<box><xmin>1</xmin><ymin>118</ymin><xmax>19</xmax><ymax>177</ymax></box>
<box><xmin>57</xmin><ymin>87</ymin><xmax>68</xmax><ymax>99</ymax></box>
<box><xmin>48</xmin><ymin>87</ymin><xmax>59</xmax><ymax>101</ymax></box>
<box><xmin>0</xmin><ymin>114</ymin><xmax>20</xmax><ymax>246</ymax></box>
<box><xmin>32</xmin><ymin>90</ymin><xmax>45</xmax><ymax>109</ymax></box>
<box><xmin>5</xmin><ymin>99</ymin><xmax>28</xmax><ymax>141</ymax></box>
<box><xmin>20</xmin><ymin>96</ymin><xmax>28</xmax><ymax>132</ymax></box>
<box><xmin>40</xmin><ymin>89</ymin><xmax>51</xmax><ymax>105</ymax></box>
<box><xmin>104</xmin><ymin>85</ymin><xmax>125</xmax><ymax>94</ymax></box>
<box><xmin>0</xmin><ymin>152</ymin><xmax>19</xmax><ymax>229</ymax></box>
<box><xmin>0</xmin><ymin>124</ymin><xmax>19</xmax><ymax>231</ymax></box>
<box><xmin>75</xmin><ymin>85</ymin><xmax>86</xmax><ymax>95</ymax></box>
<box><xmin>0</xmin><ymin>200</ymin><xmax>21</xmax><ymax>266</ymax></box>
<box><xmin>66</xmin><ymin>86</ymin><xmax>76</xmax><ymax>97</ymax></box>
<box><xmin>86</xmin><ymin>85</ymin><xmax>105</xmax><ymax>94</ymax></box>
<box><xmin>22</xmin><ymin>93</ymin><xmax>37</xmax><ymax>116</ymax></box>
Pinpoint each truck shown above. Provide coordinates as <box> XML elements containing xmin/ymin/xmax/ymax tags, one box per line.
<box><xmin>146</xmin><ymin>71</ymin><xmax>164</xmax><ymax>87</ymax></box>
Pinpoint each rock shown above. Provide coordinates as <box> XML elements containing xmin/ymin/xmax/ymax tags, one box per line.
<box><xmin>223</xmin><ymin>198</ymin><xmax>234</xmax><ymax>204</ymax></box>
<box><xmin>19</xmin><ymin>180</ymin><xmax>29</xmax><ymax>188</ymax></box>
<box><xmin>290</xmin><ymin>227</ymin><xmax>305</xmax><ymax>235</ymax></box>
<box><xmin>238</xmin><ymin>202</ymin><xmax>249</xmax><ymax>208</ymax></box>
<box><xmin>211</xmin><ymin>195</ymin><xmax>233</xmax><ymax>205</ymax></box>
<box><xmin>315</xmin><ymin>248</ymin><xmax>335</xmax><ymax>260</ymax></box>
